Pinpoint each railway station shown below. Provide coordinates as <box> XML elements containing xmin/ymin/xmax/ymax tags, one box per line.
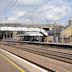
<box><xmin>0</xmin><ymin>23</ymin><xmax>63</xmax><ymax>43</ymax></box>
<box><xmin>0</xmin><ymin>0</ymin><xmax>72</xmax><ymax>72</ymax></box>
<box><xmin>0</xmin><ymin>22</ymin><xmax>72</xmax><ymax>72</ymax></box>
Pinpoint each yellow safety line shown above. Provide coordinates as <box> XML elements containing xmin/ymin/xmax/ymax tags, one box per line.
<box><xmin>0</xmin><ymin>53</ymin><xmax>25</xmax><ymax>72</ymax></box>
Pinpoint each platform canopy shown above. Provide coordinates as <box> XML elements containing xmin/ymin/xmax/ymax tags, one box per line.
<box><xmin>16</xmin><ymin>32</ymin><xmax>44</xmax><ymax>36</ymax></box>
<box><xmin>0</xmin><ymin>27</ymin><xmax>48</xmax><ymax>36</ymax></box>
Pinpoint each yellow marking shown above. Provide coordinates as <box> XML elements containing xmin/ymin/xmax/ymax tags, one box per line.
<box><xmin>0</xmin><ymin>54</ymin><xmax>25</xmax><ymax>72</ymax></box>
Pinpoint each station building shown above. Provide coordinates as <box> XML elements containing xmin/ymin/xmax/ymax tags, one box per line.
<box><xmin>61</xmin><ymin>20</ymin><xmax>72</xmax><ymax>43</ymax></box>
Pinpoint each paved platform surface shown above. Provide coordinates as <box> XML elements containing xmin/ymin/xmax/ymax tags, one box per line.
<box><xmin>0</xmin><ymin>54</ymin><xmax>19</xmax><ymax>72</ymax></box>
<box><xmin>0</xmin><ymin>48</ymin><xmax>48</xmax><ymax>72</ymax></box>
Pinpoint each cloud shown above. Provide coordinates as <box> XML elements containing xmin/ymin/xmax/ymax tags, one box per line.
<box><xmin>15</xmin><ymin>11</ymin><xmax>28</xmax><ymax>17</ymax></box>
<box><xmin>7</xmin><ymin>10</ymin><xmax>28</xmax><ymax>19</ymax></box>
<box><xmin>45</xmin><ymin>5</ymin><xmax>71</xmax><ymax>20</ymax></box>
<box><xmin>7</xmin><ymin>17</ymin><xmax>33</xmax><ymax>24</ymax></box>
<box><xmin>5</xmin><ymin>10</ymin><xmax>33</xmax><ymax>24</ymax></box>
<box><xmin>34</xmin><ymin>1</ymin><xmax>72</xmax><ymax>21</ymax></box>
<box><xmin>18</xmin><ymin>0</ymin><xmax>42</xmax><ymax>5</ymax></box>
<box><xmin>7</xmin><ymin>16</ymin><xmax>17</xmax><ymax>21</ymax></box>
<box><xmin>0</xmin><ymin>0</ymin><xmax>72</xmax><ymax>24</ymax></box>
<box><xmin>12</xmin><ymin>0</ymin><xmax>71</xmax><ymax>23</ymax></box>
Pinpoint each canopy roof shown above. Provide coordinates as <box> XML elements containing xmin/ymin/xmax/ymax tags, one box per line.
<box><xmin>17</xmin><ymin>32</ymin><xmax>43</xmax><ymax>36</ymax></box>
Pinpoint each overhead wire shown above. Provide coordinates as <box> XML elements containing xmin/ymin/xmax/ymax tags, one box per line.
<box><xmin>38</xmin><ymin>0</ymin><xmax>72</xmax><ymax>14</ymax></box>
<box><xmin>33</xmin><ymin>0</ymin><xmax>72</xmax><ymax>22</ymax></box>
<box><xmin>0</xmin><ymin>0</ymin><xmax>13</xmax><ymax>21</ymax></box>
<box><xmin>1</xmin><ymin>0</ymin><xmax>71</xmax><ymax>23</ymax></box>
<box><xmin>35</xmin><ymin>0</ymin><xmax>72</xmax><ymax>23</ymax></box>
<box><xmin>3</xmin><ymin>0</ymin><xmax>17</xmax><ymax>16</ymax></box>
<box><xmin>0</xmin><ymin>0</ymin><xmax>17</xmax><ymax>20</ymax></box>
<box><xmin>0</xmin><ymin>0</ymin><xmax>13</xmax><ymax>16</ymax></box>
<box><xmin>19</xmin><ymin>0</ymin><xmax>72</xmax><ymax>23</ymax></box>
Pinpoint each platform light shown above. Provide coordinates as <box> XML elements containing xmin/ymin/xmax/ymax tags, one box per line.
<box><xmin>50</xmin><ymin>28</ymin><xmax>52</xmax><ymax>30</ymax></box>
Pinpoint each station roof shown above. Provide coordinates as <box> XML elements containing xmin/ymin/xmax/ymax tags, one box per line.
<box><xmin>16</xmin><ymin>32</ymin><xmax>43</xmax><ymax>36</ymax></box>
<box><xmin>0</xmin><ymin>23</ymin><xmax>63</xmax><ymax>28</ymax></box>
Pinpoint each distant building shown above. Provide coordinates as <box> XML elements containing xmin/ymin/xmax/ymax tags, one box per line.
<box><xmin>61</xmin><ymin>20</ymin><xmax>72</xmax><ymax>43</ymax></box>
<box><xmin>45</xmin><ymin>23</ymin><xmax>63</xmax><ymax>43</ymax></box>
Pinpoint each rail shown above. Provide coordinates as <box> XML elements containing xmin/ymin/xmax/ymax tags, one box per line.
<box><xmin>0</xmin><ymin>40</ymin><xmax>72</xmax><ymax>64</ymax></box>
<box><xmin>1</xmin><ymin>40</ymin><xmax>72</xmax><ymax>49</ymax></box>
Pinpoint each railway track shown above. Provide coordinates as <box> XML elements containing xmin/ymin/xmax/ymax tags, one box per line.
<box><xmin>1</xmin><ymin>42</ymin><xmax>72</xmax><ymax>64</ymax></box>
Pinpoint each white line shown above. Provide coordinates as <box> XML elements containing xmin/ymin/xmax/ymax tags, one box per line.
<box><xmin>0</xmin><ymin>48</ymin><xmax>48</xmax><ymax>72</ymax></box>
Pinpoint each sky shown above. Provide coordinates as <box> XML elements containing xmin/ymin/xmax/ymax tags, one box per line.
<box><xmin>0</xmin><ymin>0</ymin><xmax>72</xmax><ymax>25</ymax></box>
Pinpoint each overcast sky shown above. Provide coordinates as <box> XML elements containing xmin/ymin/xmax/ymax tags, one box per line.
<box><xmin>0</xmin><ymin>0</ymin><xmax>72</xmax><ymax>25</ymax></box>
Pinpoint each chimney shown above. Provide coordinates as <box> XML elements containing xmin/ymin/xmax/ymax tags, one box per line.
<box><xmin>69</xmin><ymin>20</ymin><xmax>72</xmax><ymax>25</ymax></box>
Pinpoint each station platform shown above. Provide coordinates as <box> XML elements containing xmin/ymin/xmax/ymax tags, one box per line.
<box><xmin>0</xmin><ymin>48</ymin><xmax>48</xmax><ymax>72</ymax></box>
<box><xmin>0</xmin><ymin>54</ymin><xmax>21</xmax><ymax>72</ymax></box>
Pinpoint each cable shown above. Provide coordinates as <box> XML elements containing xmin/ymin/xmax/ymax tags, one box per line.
<box><xmin>0</xmin><ymin>0</ymin><xmax>13</xmax><ymax>17</ymax></box>
<box><xmin>0</xmin><ymin>0</ymin><xmax>13</xmax><ymax>21</ymax></box>
<box><xmin>3</xmin><ymin>0</ymin><xmax>71</xmax><ymax>23</ymax></box>
<box><xmin>38</xmin><ymin>0</ymin><xmax>72</xmax><ymax>14</ymax></box>
<box><xmin>0</xmin><ymin>0</ymin><xmax>17</xmax><ymax>19</ymax></box>
<box><xmin>4</xmin><ymin>0</ymin><xmax>17</xmax><ymax>16</ymax></box>
<box><xmin>19</xmin><ymin>0</ymin><xmax>72</xmax><ymax>21</ymax></box>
